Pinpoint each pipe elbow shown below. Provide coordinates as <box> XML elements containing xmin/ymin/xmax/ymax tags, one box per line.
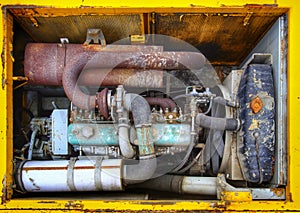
<box><xmin>123</xmin><ymin>157</ymin><xmax>157</xmax><ymax>185</ymax></box>
<box><xmin>62</xmin><ymin>53</ymin><xmax>96</xmax><ymax>110</ymax></box>
<box><xmin>124</xmin><ymin>93</ymin><xmax>152</xmax><ymax>127</ymax></box>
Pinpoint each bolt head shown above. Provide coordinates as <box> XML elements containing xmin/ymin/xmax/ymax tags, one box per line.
<box><xmin>81</xmin><ymin>126</ymin><xmax>94</xmax><ymax>139</ymax></box>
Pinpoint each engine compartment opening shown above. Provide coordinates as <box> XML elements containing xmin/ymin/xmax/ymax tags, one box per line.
<box><xmin>9</xmin><ymin>6</ymin><xmax>287</xmax><ymax>201</ymax></box>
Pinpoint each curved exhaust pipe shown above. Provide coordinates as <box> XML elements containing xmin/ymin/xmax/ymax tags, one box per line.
<box><xmin>62</xmin><ymin>51</ymin><xmax>206</xmax><ymax>110</ymax></box>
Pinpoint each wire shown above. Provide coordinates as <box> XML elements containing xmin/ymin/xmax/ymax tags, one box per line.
<box><xmin>27</xmin><ymin>128</ymin><xmax>39</xmax><ymax>160</ymax></box>
<box><xmin>172</xmin><ymin>134</ymin><xmax>196</xmax><ymax>172</ymax></box>
<box><xmin>176</xmin><ymin>149</ymin><xmax>203</xmax><ymax>174</ymax></box>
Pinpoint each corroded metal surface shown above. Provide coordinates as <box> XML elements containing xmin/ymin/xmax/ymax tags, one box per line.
<box><xmin>144</xmin><ymin>97</ymin><xmax>176</xmax><ymax>110</ymax></box>
<box><xmin>115</xmin><ymin>52</ymin><xmax>206</xmax><ymax>70</ymax></box>
<box><xmin>136</xmin><ymin>126</ymin><xmax>155</xmax><ymax>156</ymax></box>
<box><xmin>250</xmin><ymin>96</ymin><xmax>263</xmax><ymax>114</ymax></box>
<box><xmin>24</xmin><ymin>43</ymin><xmax>163</xmax><ymax>85</ymax></box>
<box><xmin>60</xmin><ymin>48</ymin><xmax>206</xmax><ymax>110</ymax></box>
<box><xmin>79</xmin><ymin>68</ymin><xmax>163</xmax><ymax>88</ymax></box>
<box><xmin>155</xmin><ymin>13</ymin><xmax>284</xmax><ymax>65</ymax></box>
<box><xmin>12</xmin><ymin>7</ymin><xmax>288</xmax><ymax>65</ymax></box>
<box><xmin>96</xmin><ymin>88</ymin><xmax>109</xmax><ymax>119</ymax></box>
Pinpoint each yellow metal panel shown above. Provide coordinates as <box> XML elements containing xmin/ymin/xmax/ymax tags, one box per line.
<box><xmin>1</xmin><ymin>0</ymin><xmax>277</xmax><ymax>8</ymax></box>
<box><xmin>0</xmin><ymin>10</ymin><xmax>13</xmax><ymax>204</ymax></box>
<box><xmin>1</xmin><ymin>0</ymin><xmax>300</xmax><ymax>211</ymax></box>
<box><xmin>280</xmin><ymin>1</ymin><xmax>300</xmax><ymax>207</ymax></box>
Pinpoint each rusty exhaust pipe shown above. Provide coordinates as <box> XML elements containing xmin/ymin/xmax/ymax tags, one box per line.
<box><xmin>61</xmin><ymin>51</ymin><xmax>206</xmax><ymax>110</ymax></box>
<box><xmin>24</xmin><ymin>43</ymin><xmax>164</xmax><ymax>85</ymax></box>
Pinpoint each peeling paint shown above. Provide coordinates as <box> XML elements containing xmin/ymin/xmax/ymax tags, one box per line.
<box><xmin>1</xmin><ymin>175</ymin><xmax>6</xmax><ymax>204</ymax></box>
<box><xmin>248</xmin><ymin>119</ymin><xmax>259</xmax><ymax>130</ymax></box>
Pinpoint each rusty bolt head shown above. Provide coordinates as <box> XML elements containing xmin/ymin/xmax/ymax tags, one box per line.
<box><xmin>250</xmin><ymin>96</ymin><xmax>263</xmax><ymax>114</ymax></box>
<box><xmin>81</xmin><ymin>126</ymin><xmax>94</xmax><ymax>139</ymax></box>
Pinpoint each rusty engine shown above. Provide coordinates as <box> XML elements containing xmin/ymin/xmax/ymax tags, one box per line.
<box><xmin>13</xmin><ymin>34</ymin><xmax>275</xmax><ymax>196</ymax></box>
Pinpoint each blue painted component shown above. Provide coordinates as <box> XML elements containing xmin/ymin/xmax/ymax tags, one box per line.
<box><xmin>68</xmin><ymin>123</ymin><xmax>191</xmax><ymax>147</ymax></box>
<box><xmin>68</xmin><ymin>124</ymin><xmax>118</xmax><ymax>146</ymax></box>
<box><xmin>238</xmin><ymin>64</ymin><xmax>275</xmax><ymax>183</ymax></box>
<box><xmin>152</xmin><ymin>124</ymin><xmax>191</xmax><ymax>146</ymax></box>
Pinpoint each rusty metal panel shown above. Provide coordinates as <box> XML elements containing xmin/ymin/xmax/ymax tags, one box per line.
<box><xmin>155</xmin><ymin>13</ymin><xmax>279</xmax><ymax>65</ymax></box>
<box><xmin>12</xmin><ymin>15</ymin><xmax>143</xmax><ymax>43</ymax></box>
<box><xmin>9</xmin><ymin>7</ymin><xmax>287</xmax><ymax>66</ymax></box>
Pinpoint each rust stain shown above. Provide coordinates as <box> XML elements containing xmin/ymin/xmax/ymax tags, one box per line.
<box><xmin>139</xmin><ymin>201</ymin><xmax>176</xmax><ymax>205</ymax></box>
<box><xmin>1</xmin><ymin>175</ymin><xmax>6</xmax><ymax>204</ymax></box>
<box><xmin>250</xmin><ymin>96</ymin><xmax>263</xmax><ymax>114</ymax></box>
<box><xmin>144</xmin><ymin>97</ymin><xmax>176</xmax><ymax>110</ymax></box>
<box><xmin>100</xmin><ymin>165</ymin><xmax>120</xmax><ymax>169</ymax></box>
<box><xmin>96</xmin><ymin>88</ymin><xmax>109</xmax><ymax>119</ymax></box>
<box><xmin>65</xmin><ymin>200</ymin><xmax>84</xmax><ymax>209</ymax></box>
<box><xmin>270</xmin><ymin>187</ymin><xmax>285</xmax><ymax>197</ymax></box>
<box><xmin>1</xmin><ymin>48</ymin><xmax>6</xmax><ymax>90</ymax></box>
<box><xmin>37</xmin><ymin>200</ymin><xmax>57</xmax><ymax>204</ymax></box>
<box><xmin>23</xmin><ymin>166</ymin><xmax>98</xmax><ymax>171</ymax></box>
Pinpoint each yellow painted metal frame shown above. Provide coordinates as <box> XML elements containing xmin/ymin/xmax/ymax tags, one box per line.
<box><xmin>0</xmin><ymin>0</ymin><xmax>299</xmax><ymax>211</ymax></box>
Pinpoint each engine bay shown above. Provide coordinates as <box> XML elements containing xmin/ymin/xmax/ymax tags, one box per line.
<box><xmin>9</xmin><ymin>7</ymin><xmax>288</xmax><ymax>200</ymax></box>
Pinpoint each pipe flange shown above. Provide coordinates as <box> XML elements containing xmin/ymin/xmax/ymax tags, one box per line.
<box><xmin>96</xmin><ymin>88</ymin><xmax>109</xmax><ymax>119</ymax></box>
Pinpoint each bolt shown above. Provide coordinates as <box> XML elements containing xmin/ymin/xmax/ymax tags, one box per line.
<box><xmin>72</xmin><ymin>129</ymin><xmax>79</xmax><ymax>135</ymax></box>
<box><xmin>81</xmin><ymin>126</ymin><xmax>94</xmax><ymax>139</ymax></box>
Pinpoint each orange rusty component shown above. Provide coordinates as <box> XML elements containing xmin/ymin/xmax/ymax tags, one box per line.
<box><xmin>250</xmin><ymin>96</ymin><xmax>263</xmax><ymax>114</ymax></box>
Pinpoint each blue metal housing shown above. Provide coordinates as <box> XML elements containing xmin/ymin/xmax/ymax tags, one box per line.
<box><xmin>238</xmin><ymin>64</ymin><xmax>275</xmax><ymax>183</ymax></box>
<box><xmin>68</xmin><ymin>123</ymin><xmax>191</xmax><ymax>147</ymax></box>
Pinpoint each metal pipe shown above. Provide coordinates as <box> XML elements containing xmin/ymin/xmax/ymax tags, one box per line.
<box><xmin>123</xmin><ymin>157</ymin><xmax>157</xmax><ymax>185</ymax></box>
<box><xmin>196</xmin><ymin>113</ymin><xmax>240</xmax><ymax>131</ymax></box>
<box><xmin>135</xmin><ymin>175</ymin><xmax>217</xmax><ymax>196</ymax></box>
<box><xmin>24</xmin><ymin>43</ymin><xmax>163</xmax><ymax>85</ymax></box>
<box><xmin>119</xmin><ymin>126</ymin><xmax>135</xmax><ymax>158</ymax></box>
<box><xmin>122</xmin><ymin>93</ymin><xmax>157</xmax><ymax>184</ymax></box>
<box><xmin>25</xmin><ymin>43</ymin><xmax>206</xmax><ymax>85</ymax></box>
<box><xmin>117</xmin><ymin>87</ymin><xmax>135</xmax><ymax>159</ymax></box>
<box><xmin>124</xmin><ymin>93</ymin><xmax>152</xmax><ymax>128</ymax></box>
<box><xmin>78</xmin><ymin>68</ymin><xmax>163</xmax><ymax>88</ymax></box>
<box><xmin>62</xmin><ymin>52</ymin><xmax>95</xmax><ymax>109</ymax></box>
<box><xmin>17</xmin><ymin>159</ymin><xmax>123</xmax><ymax>192</ymax></box>
<box><xmin>144</xmin><ymin>97</ymin><xmax>176</xmax><ymax>110</ymax></box>
<box><xmin>62</xmin><ymin>50</ymin><xmax>206</xmax><ymax>110</ymax></box>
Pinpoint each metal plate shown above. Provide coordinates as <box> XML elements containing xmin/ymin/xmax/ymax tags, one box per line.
<box><xmin>51</xmin><ymin>109</ymin><xmax>68</xmax><ymax>155</ymax></box>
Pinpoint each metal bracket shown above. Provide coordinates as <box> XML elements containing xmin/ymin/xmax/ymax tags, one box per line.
<box><xmin>60</xmin><ymin>38</ymin><xmax>69</xmax><ymax>44</ymax></box>
<box><xmin>94</xmin><ymin>157</ymin><xmax>103</xmax><ymax>191</ymax></box>
<box><xmin>217</xmin><ymin>174</ymin><xmax>251</xmax><ymax>201</ymax></box>
<box><xmin>216</xmin><ymin>174</ymin><xmax>286</xmax><ymax>200</ymax></box>
<box><xmin>84</xmin><ymin>29</ymin><xmax>106</xmax><ymax>46</ymax></box>
<box><xmin>241</xmin><ymin>53</ymin><xmax>273</xmax><ymax>70</ymax></box>
<box><xmin>67</xmin><ymin>157</ymin><xmax>77</xmax><ymax>191</ymax></box>
<box><xmin>243</xmin><ymin>12</ymin><xmax>253</xmax><ymax>26</ymax></box>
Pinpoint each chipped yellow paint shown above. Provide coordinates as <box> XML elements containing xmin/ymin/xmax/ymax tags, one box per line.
<box><xmin>220</xmin><ymin>191</ymin><xmax>252</xmax><ymax>202</ymax></box>
<box><xmin>0</xmin><ymin>0</ymin><xmax>300</xmax><ymax>212</ymax></box>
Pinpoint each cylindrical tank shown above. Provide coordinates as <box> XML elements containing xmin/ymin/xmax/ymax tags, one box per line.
<box><xmin>17</xmin><ymin>159</ymin><xmax>123</xmax><ymax>192</ymax></box>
